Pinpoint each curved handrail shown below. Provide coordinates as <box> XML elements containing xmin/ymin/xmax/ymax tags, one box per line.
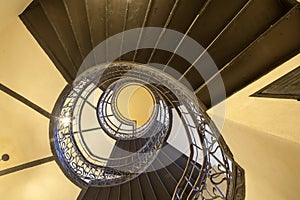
<box><xmin>96</xmin><ymin>78</ymin><xmax>167</xmax><ymax>140</ymax></box>
<box><xmin>50</xmin><ymin>62</ymin><xmax>244</xmax><ymax>199</ymax></box>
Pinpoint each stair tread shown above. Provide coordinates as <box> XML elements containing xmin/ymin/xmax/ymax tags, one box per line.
<box><xmin>134</xmin><ymin>139</ymin><xmax>157</xmax><ymax>200</ymax></box>
<box><xmin>134</xmin><ymin>0</ymin><xmax>178</xmax><ymax>64</ymax></box>
<box><xmin>130</xmin><ymin>177</ymin><xmax>144</xmax><ymax>200</ymax></box>
<box><xmin>146</xmin><ymin>165</ymin><xmax>171</xmax><ymax>200</ymax></box>
<box><xmin>196</xmin><ymin>5</ymin><xmax>300</xmax><ymax>107</ymax></box>
<box><xmin>81</xmin><ymin>187</ymin><xmax>98</xmax><ymax>200</ymax></box>
<box><xmin>139</xmin><ymin>173</ymin><xmax>158</xmax><ymax>200</ymax></box>
<box><xmin>63</xmin><ymin>0</ymin><xmax>95</xmax><ymax>68</ymax></box>
<box><xmin>40</xmin><ymin>0</ymin><xmax>83</xmax><ymax>70</ymax></box>
<box><xmin>184</xmin><ymin>0</ymin><xmax>289</xmax><ymax>90</ymax></box>
<box><xmin>108</xmin><ymin>185</ymin><xmax>120</xmax><ymax>200</ymax></box>
<box><xmin>120</xmin><ymin>181</ymin><xmax>131</xmax><ymax>200</ymax></box>
<box><xmin>151</xmin><ymin>155</ymin><xmax>177</xmax><ymax>196</ymax></box>
<box><xmin>19</xmin><ymin>1</ymin><xmax>76</xmax><ymax>82</ymax></box>
<box><xmin>149</xmin><ymin>0</ymin><xmax>207</xmax><ymax>66</ymax></box>
<box><xmin>165</xmin><ymin>0</ymin><xmax>249</xmax><ymax>78</ymax></box>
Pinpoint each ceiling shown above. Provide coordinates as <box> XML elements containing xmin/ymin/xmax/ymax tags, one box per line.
<box><xmin>0</xmin><ymin>0</ymin><xmax>299</xmax><ymax>200</ymax></box>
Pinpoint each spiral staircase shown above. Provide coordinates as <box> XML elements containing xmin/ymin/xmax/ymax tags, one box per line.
<box><xmin>19</xmin><ymin>0</ymin><xmax>300</xmax><ymax>199</ymax></box>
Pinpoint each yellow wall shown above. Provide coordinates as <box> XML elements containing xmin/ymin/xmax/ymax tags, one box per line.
<box><xmin>0</xmin><ymin>16</ymin><xmax>80</xmax><ymax>200</ymax></box>
<box><xmin>117</xmin><ymin>84</ymin><xmax>154</xmax><ymax>126</ymax></box>
<box><xmin>221</xmin><ymin>118</ymin><xmax>300</xmax><ymax>200</ymax></box>
<box><xmin>208</xmin><ymin>54</ymin><xmax>300</xmax><ymax>199</ymax></box>
<box><xmin>209</xmin><ymin>54</ymin><xmax>300</xmax><ymax>143</ymax></box>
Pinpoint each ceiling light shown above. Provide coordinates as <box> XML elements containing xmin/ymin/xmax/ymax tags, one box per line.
<box><xmin>1</xmin><ymin>154</ymin><xmax>10</xmax><ymax>161</ymax></box>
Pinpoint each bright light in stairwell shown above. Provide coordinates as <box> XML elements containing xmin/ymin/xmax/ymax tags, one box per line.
<box><xmin>60</xmin><ymin>117</ymin><xmax>71</xmax><ymax>125</ymax></box>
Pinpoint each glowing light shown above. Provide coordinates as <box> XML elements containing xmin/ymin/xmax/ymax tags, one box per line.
<box><xmin>60</xmin><ymin>117</ymin><xmax>71</xmax><ymax>125</ymax></box>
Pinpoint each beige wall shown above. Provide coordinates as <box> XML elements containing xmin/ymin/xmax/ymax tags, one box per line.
<box><xmin>0</xmin><ymin>15</ymin><xmax>80</xmax><ymax>200</ymax></box>
<box><xmin>0</xmin><ymin>15</ymin><xmax>66</xmax><ymax>170</ymax></box>
<box><xmin>209</xmin><ymin>54</ymin><xmax>300</xmax><ymax>144</ymax></box>
<box><xmin>221</xmin><ymin>118</ymin><xmax>300</xmax><ymax>200</ymax></box>
<box><xmin>0</xmin><ymin>1</ymin><xmax>31</xmax><ymax>33</ymax></box>
<box><xmin>0</xmin><ymin>17</ymin><xmax>66</xmax><ymax>112</ymax></box>
<box><xmin>0</xmin><ymin>162</ymin><xmax>80</xmax><ymax>200</ymax></box>
<box><xmin>208</xmin><ymin>54</ymin><xmax>300</xmax><ymax>199</ymax></box>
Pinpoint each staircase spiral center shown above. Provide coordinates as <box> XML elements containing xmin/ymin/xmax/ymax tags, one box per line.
<box><xmin>116</xmin><ymin>84</ymin><xmax>155</xmax><ymax>127</ymax></box>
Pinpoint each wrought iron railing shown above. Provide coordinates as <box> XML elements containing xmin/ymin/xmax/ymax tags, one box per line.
<box><xmin>50</xmin><ymin>62</ymin><xmax>245</xmax><ymax>199</ymax></box>
<box><xmin>97</xmin><ymin>78</ymin><xmax>170</xmax><ymax>140</ymax></box>
<box><xmin>50</xmin><ymin>63</ymin><xmax>172</xmax><ymax>187</ymax></box>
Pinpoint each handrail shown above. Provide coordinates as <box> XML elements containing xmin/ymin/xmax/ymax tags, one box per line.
<box><xmin>50</xmin><ymin>62</ymin><xmax>244</xmax><ymax>198</ymax></box>
<box><xmin>96</xmin><ymin>78</ymin><xmax>167</xmax><ymax>140</ymax></box>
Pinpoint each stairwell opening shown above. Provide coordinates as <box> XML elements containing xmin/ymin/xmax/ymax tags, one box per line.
<box><xmin>116</xmin><ymin>83</ymin><xmax>155</xmax><ymax>127</ymax></box>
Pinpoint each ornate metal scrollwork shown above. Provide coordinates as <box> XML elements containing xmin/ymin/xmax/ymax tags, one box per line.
<box><xmin>50</xmin><ymin>62</ymin><xmax>245</xmax><ymax>199</ymax></box>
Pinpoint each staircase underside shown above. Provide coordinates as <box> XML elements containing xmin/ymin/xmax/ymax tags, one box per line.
<box><xmin>20</xmin><ymin>0</ymin><xmax>300</xmax><ymax>109</ymax></box>
<box><xmin>79</xmin><ymin>141</ymin><xmax>197</xmax><ymax>200</ymax></box>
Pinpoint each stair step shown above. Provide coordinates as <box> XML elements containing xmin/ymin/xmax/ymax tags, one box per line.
<box><xmin>189</xmin><ymin>0</ymin><xmax>249</xmax><ymax>48</ymax></box>
<box><xmin>139</xmin><ymin>173</ymin><xmax>158</xmax><ymax>200</ymax></box>
<box><xmin>152</xmin><ymin>154</ymin><xmax>177</xmax><ymax>196</ymax></box>
<box><xmin>165</xmin><ymin>0</ymin><xmax>249</xmax><ymax>76</ymax></box>
<box><xmin>133</xmin><ymin>139</ymin><xmax>158</xmax><ymax>200</ymax></box>
<box><xmin>107</xmin><ymin>0</ymin><xmax>128</xmax><ymax>37</ymax></box>
<box><xmin>19</xmin><ymin>1</ymin><xmax>75</xmax><ymax>82</ymax></box>
<box><xmin>81</xmin><ymin>187</ymin><xmax>98</xmax><ymax>200</ymax></box>
<box><xmin>85</xmin><ymin>0</ymin><xmax>107</xmax><ymax>64</ymax></box>
<box><xmin>40</xmin><ymin>0</ymin><xmax>83</xmax><ymax>70</ymax></box>
<box><xmin>119</xmin><ymin>182</ymin><xmax>131</xmax><ymax>200</ymax></box>
<box><xmin>149</xmin><ymin>0</ymin><xmax>207</xmax><ymax>66</ymax></box>
<box><xmin>147</xmin><ymin>165</ymin><xmax>171</xmax><ymax>200</ymax></box>
<box><xmin>121</xmin><ymin>0</ymin><xmax>153</xmax><ymax>61</ymax></box>
<box><xmin>183</xmin><ymin>0</ymin><xmax>289</xmax><ymax>89</ymax></box>
<box><xmin>196</xmin><ymin>5</ymin><xmax>300</xmax><ymax>107</ymax></box>
<box><xmin>108</xmin><ymin>185</ymin><xmax>120</xmax><ymax>200</ymax></box>
<box><xmin>63</xmin><ymin>0</ymin><xmax>95</xmax><ymax>68</ymax></box>
<box><xmin>206</xmin><ymin>0</ymin><xmax>288</xmax><ymax>68</ymax></box>
<box><xmin>134</xmin><ymin>0</ymin><xmax>180</xmax><ymax>64</ymax></box>
<box><xmin>106</xmin><ymin>0</ymin><xmax>130</xmax><ymax>62</ymax></box>
<box><xmin>130</xmin><ymin>177</ymin><xmax>144</xmax><ymax>200</ymax></box>
<box><xmin>21</xmin><ymin>0</ymin><xmax>298</xmax><ymax>110</ymax></box>
<box><xmin>109</xmin><ymin>139</ymin><xmax>134</xmax><ymax>172</ymax></box>
<box><xmin>97</xmin><ymin>187</ymin><xmax>111</xmax><ymax>200</ymax></box>
<box><xmin>81</xmin><ymin>187</ymin><xmax>110</xmax><ymax>200</ymax></box>
<box><xmin>161</xmin><ymin>145</ymin><xmax>187</xmax><ymax>168</ymax></box>
<box><xmin>158</xmin><ymin>147</ymin><xmax>184</xmax><ymax>182</ymax></box>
